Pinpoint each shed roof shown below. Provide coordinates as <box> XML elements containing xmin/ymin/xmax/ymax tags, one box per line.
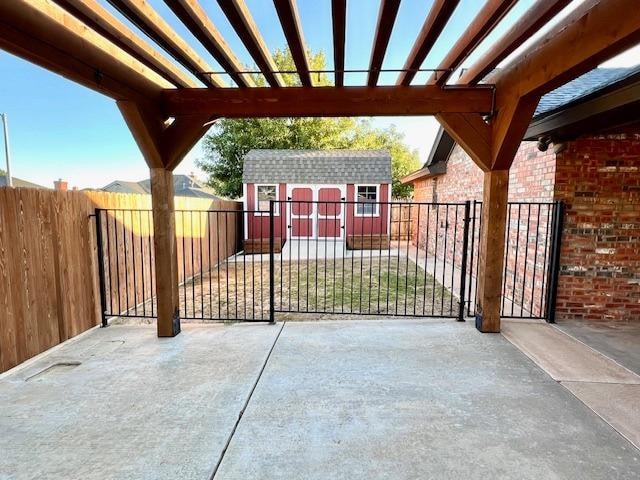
<box><xmin>242</xmin><ymin>149</ymin><xmax>392</xmax><ymax>184</ymax></box>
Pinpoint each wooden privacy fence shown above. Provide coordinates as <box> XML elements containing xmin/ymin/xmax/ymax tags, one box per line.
<box><xmin>390</xmin><ymin>202</ymin><xmax>413</xmax><ymax>241</ymax></box>
<box><xmin>0</xmin><ymin>188</ymin><xmax>241</xmax><ymax>373</ymax></box>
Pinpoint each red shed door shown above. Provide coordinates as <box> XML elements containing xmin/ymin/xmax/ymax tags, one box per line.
<box><xmin>291</xmin><ymin>187</ymin><xmax>313</xmax><ymax>237</ymax></box>
<box><xmin>317</xmin><ymin>187</ymin><xmax>343</xmax><ymax>239</ymax></box>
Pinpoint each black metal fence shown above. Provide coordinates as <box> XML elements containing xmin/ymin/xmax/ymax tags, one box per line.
<box><xmin>95</xmin><ymin>208</ymin><xmax>157</xmax><ymax>325</ymax></box>
<box><xmin>270</xmin><ymin>200</ymin><xmax>471</xmax><ymax>320</ymax></box>
<box><xmin>95</xmin><ymin>200</ymin><xmax>562</xmax><ymax>324</ymax></box>
<box><xmin>466</xmin><ymin>200</ymin><xmax>564</xmax><ymax>321</ymax></box>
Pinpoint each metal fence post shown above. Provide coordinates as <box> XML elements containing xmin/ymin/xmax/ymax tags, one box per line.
<box><xmin>94</xmin><ymin>209</ymin><xmax>109</xmax><ymax>327</ymax></box>
<box><xmin>269</xmin><ymin>200</ymin><xmax>275</xmax><ymax>323</ymax></box>
<box><xmin>545</xmin><ymin>200</ymin><xmax>564</xmax><ymax>323</ymax></box>
<box><xmin>458</xmin><ymin>201</ymin><xmax>471</xmax><ymax>321</ymax></box>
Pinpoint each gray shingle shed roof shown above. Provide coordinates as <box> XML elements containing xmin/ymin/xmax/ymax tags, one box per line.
<box><xmin>243</xmin><ymin>149</ymin><xmax>392</xmax><ymax>184</ymax></box>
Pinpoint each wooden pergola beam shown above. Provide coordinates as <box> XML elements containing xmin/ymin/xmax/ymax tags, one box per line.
<box><xmin>106</xmin><ymin>0</ymin><xmax>223</xmax><ymax>88</ymax></box>
<box><xmin>331</xmin><ymin>0</ymin><xmax>346</xmax><ymax>87</ymax></box>
<box><xmin>397</xmin><ymin>0</ymin><xmax>459</xmax><ymax>86</ymax></box>
<box><xmin>494</xmin><ymin>0</ymin><xmax>640</xmax><ymax>98</ymax></box>
<box><xmin>161</xmin><ymin>85</ymin><xmax>494</xmax><ymax>117</ymax></box>
<box><xmin>427</xmin><ymin>0</ymin><xmax>517</xmax><ymax>86</ymax></box>
<box><xmin>164</xmin><ymin>0</ymin><xmax>255</xmax><ymax>88</ymax></box>
<box><xmin>53</xmin><ymin>0</ymin><xmax>197</xmax><ymax>89</ymax></box>
<box><xmin>274</xmin><ymin>0</ymin><xmax>312</xmax><ymax>87</ymax></box>
<box><xmin>367</xmin><ymin>0</ymin><xmax>401</xmax><ymax>87</ymax></box>
<box><xmin>217</xmin><ymin>0</ymin><xmax>284</xmax><ymax>87</ymax></box>
<box><xmin>0</xmin><ymin>0</ymin><xmax>172</xmax><ymax>101</ymax></box>
<box><xmin>459</xmin><ymin>0</ymin><xmax>571</xmax><ymax>85</ymax></box>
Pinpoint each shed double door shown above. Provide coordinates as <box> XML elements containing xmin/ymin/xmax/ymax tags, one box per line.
<box><xmin>289</xmin><ymin>186</ymin><xmax>345</xmax><ymax>239</ymax></box>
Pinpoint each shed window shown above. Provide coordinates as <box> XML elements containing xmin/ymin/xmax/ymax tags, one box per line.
<box><xmin>257</xmin><ymin>185</ymin><xmax>277</xmax><ymax>213</ymax></box>
<box><xmin>356</xmin><ymin>185</ymin><xmax>378</xmax><ymax>215</ymax></box>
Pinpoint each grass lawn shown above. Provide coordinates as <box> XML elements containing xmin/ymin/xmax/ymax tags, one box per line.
<box><xmin>114</xmin><ymin>255</ymin><xmax>458</xmax><ymax>322</ymax></box>
<box><xmin>275</xmin><ymin>256</ymin><xmax>457</xmax><ymax>318</ymax></box>
<box><xmin>177</xmin><ymin>255</ymin><xmax>458</xmax><ymax>320</ymax></box>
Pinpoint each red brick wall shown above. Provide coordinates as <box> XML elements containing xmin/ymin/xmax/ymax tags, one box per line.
<box><xmin>412</xmin><ymin>142</ymin><xmax>555</xmax><ymax>203</ymax></box>
<box><xmin>412</xmin><ymin>142</ymin><xmax>556</xmax><ymax>316</ymax></box>
<box><xmin>553</xmin><ymin>134</ymin><xmax>640</xmax><ymax>322</ymax></box>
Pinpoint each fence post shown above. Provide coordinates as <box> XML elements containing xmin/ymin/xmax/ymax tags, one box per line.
<box><xmin>269</xmin><ymin>200</ymin><xmax>275</xmax><ymax>323</ymax></box>
<box><xmin>94</xmin><ymin>209</ymin><xmax>109</xmax><ymax>328</ymax></box>
<box><xmin>458</xmin><ymin>201</ymin><xmax>471</xmax><ymax>321</ymax></box>
<box><xmin>545</xmin><ymin>201</ymin><xmax>564</xmax><ymax>323</ymax></box>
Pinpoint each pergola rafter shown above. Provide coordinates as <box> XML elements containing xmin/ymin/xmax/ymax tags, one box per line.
<box><xmin>273</xmin><ymin>0</ymin><xmax>312</xmax><ymax>87</ymax></box>
<box><xmin>217</xmin><ymin>0</ymin><xmax>284</xmax><ymax>87</ymax></box>
<box><xmin>367</xmin><ymin>0</ymin><xmax>401</xmax><ymax>86</ymax></box>
<box><xmin>1</xmin><ymin>0</ymin><xmax>638</xmax><ymax>336</ymax></box>
<box><xmin>164</xmin><ymin>0</ymin><xmax>255</xmax><ymax>88</ymax></box>
<box><xmin>396</xmin><ymin>0</ymin><xmax>459</xmax><ymax>86</ymax></box>
<box><xmin>54</xmin><ymin>0</ymin><xmax>198</xmax><ymax>88</ymax></box>
<box><xmin>459</xmin><ymin>0</ymin><xmax>572</xmax><ymax>85</ymax></box>
<box><xmin>427</xmin><ymin>0</ymin><xmax>517</xmax><ymax>86</ymax></box>
<box><xmin>331</xmin><ymin>0</ymin><xmax>346</xmax><ymax>87</ymax></box>
<box><xmin>106</xmin><ymin>0</ymin><xmax>224</xmax><ymax>88</ymax></box>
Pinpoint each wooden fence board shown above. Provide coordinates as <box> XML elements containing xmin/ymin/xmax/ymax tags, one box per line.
<box><xmin>0</xmin><ymin>187</ymin><xmax>242</xmax><ymax>373</ymax></box>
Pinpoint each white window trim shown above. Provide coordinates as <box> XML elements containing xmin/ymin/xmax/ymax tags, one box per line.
<box><xmin>354</xmin><ymin>184</ymin><xmax>380</xmax><ymax>217</ymax></box>
<box><xmin>254</xmin><ymin>183</ymin><xmax>279</xmax><ymax>216</ymax></box>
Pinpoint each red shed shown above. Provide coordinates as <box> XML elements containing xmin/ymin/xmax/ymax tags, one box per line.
<box><xmin>242</xmin><ymin>149</ymin><xmax>392</xmax><ymax>249</ymax></box>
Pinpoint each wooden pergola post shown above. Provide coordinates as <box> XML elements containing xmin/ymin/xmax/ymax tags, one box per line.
<box><xmin>476</xmin><ymin>170</ymin><xmax>509</xmax><ymax>332</ymax></box>
<box><xmin>118</xmin><ymin>100</ymin><xmax>211</xmax><ymax>337</ymax></box>
<box><xmin>149</xmin><ymin>167</ymin><xmax>180</xmax><ymax>336</ymax></box>
<box><xmin>437</xmin><ymin>94</ymin><xmax>539</xmax><ymax>332</ymax></box>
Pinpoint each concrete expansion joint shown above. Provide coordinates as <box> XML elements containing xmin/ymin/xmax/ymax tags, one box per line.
<box><xmin>209</xmin><ymin>321</ymin><xmax>286</xmax><ymax>480</ymax></box>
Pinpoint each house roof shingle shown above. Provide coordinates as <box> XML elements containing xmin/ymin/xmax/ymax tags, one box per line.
<box><xmin>242</xmin><ymin>149</ymin><xmax>392</xmax><ymax>184</ymax></box>
<box><xmin>102</xmin><ymin>174</ymin><xmax>222</xmax><ymax>199</ymax></box>
<box><xmin>534</xmin><ymin>66</ymin><xmax>640</xmax><ymax>118</ymax></box>
<box><xmin>0</xmin><ymin>175</ymin><xmax>48</xmax><ymax>189</ymax></box>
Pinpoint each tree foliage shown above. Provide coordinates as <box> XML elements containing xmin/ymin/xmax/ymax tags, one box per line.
<box><xmin>198</xmin><ymin>49</ymin><xmax>420</xmax><ymax>199</ymax></box>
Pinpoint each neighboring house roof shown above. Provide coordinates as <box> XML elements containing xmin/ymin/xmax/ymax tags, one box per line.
<box><xmin>102</xmin><ymin>174</ymin><xmax>221</xmax><ymax>199</ymax></box>
<box><xmin>403</xmin><ymin>66</ymin><xmax>640</xmax><ymax>184</ymax></box>
<box><xmin>0</xmin><ymin>175</ymin><xmax>48</xmax><ymax>189</ymax></box>
<box><xmin>243</xmin><ymin>149</ymin><xmax>393</xmax><ymax>184</ymax></box>
<box><xmin>101</xmin><ymin>180</ymin><xmax>148</xmax><ymax>195</ymax></box>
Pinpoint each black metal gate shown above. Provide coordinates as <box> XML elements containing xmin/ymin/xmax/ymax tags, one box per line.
<box><xmin>95</xmin><ymin>200</ymin><xmax>562</xmax><ymax>324</ymax></box>
<box><xmin>465</xmin><ymin>200</ymin><xmax>564</xmax><ymax>322</ymax></box>
<box><xmin>270</xmin><ymin>200</ymin><xmax>471</xmax><ymax>320</ymax></box>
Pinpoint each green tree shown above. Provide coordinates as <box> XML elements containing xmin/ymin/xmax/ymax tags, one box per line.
<box><xmin>198</xmin><ymin>48</ymin><xmax>419</xmax><ymax>199</ymax></box>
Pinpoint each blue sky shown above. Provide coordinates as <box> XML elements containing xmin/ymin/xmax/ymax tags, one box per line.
<box><xmin>0</xmin><ymin>0</ymin><xmax>638</xmax><ymax>189</ymax></box>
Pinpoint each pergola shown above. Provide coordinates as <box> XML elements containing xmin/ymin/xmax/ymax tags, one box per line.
<box><xmin>1</xmin><ymin>0</ymin><xmax>639</xmax><ymax>337</ymax></box>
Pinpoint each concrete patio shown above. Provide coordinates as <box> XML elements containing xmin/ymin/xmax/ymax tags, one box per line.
<box><xmin>2</xmin><ymin>319</ymin><xmax>639</xmax><ymax>479</ymax></box>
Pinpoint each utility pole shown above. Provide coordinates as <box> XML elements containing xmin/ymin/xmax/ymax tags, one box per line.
<box><xmin>1</xmin><ymin>113</ymin><xmax>12</xmax><ymax>187</ymax></box>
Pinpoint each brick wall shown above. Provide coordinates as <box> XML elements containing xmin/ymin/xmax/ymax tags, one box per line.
<box><xmin>412</xmin><ymin>142</ymin><xmax>557</xmax><ymax>316</ymax></box>
<box><xmin>554</xmin><ymin>134</ymin><xmax>640</xmax><ymax>322</ymax></box>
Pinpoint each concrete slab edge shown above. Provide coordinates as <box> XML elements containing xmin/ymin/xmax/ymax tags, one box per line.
<box><xmin>560</xmin><ymin>381</ymin><xmax>640</xmax><ymax>452</ymax></box>
<box><xmin>0</xmin><ymin>323</ymin><xmax>104</xmax><ymax>381</ymax></box>
<box><xmin>550</xmin><ymin>323</ymin><xmax>640</xmax><ymax>380</ymax></box>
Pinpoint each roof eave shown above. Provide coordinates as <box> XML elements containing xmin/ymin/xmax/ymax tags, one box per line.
<box><xmin>525</xmin><ymin>74</ymin><xmax>640</xmax><ymax>140</ymax></box>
